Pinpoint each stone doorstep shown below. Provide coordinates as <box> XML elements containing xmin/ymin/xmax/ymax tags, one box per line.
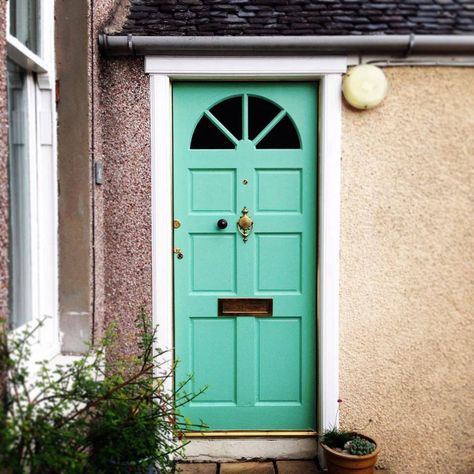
<box><xmin>176</xmin><ymin>460</ymin><xmax>323</xmax><ymax>474</ymax></box>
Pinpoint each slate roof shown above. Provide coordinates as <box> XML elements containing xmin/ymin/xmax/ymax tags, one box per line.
<box><xmin>117</xmin><ymin>0</ymin><xmax>474</xmax><ymax>36</ymax></box>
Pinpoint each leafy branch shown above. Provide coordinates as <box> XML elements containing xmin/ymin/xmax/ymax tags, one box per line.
<box><xmin>0</xmin><ymin>308</ymin><xmax>207</xmax><ymax>474</ymax></box>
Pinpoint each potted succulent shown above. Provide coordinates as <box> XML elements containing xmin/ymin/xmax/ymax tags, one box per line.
<box><xmin>320</xmin><ymin>400</ymin><xmax>380</xmax><ymax>474</ymax></box>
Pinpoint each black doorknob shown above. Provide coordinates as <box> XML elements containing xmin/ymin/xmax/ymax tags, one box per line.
<box><xmin>217</xmin><ymin>219</ymin><xmax>228</xmax><ymax>229</ymax></box>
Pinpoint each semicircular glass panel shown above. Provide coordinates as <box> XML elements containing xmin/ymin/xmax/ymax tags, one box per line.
<box><xmin>190</xmin><ymin>94</ymin><xmax>301</xmax><ymax>150</ymax></box>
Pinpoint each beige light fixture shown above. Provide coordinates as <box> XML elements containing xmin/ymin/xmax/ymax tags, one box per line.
<box><xmin>342</xmin><ymin>65</ymin><xmax>388</xmax><ymax>110</ymax></box>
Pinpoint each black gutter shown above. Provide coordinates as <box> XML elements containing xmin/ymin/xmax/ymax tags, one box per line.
<box><xmin>99</xmin><ymin>34</ymin><xmax>474</xmax><ymax>57</ymax></box>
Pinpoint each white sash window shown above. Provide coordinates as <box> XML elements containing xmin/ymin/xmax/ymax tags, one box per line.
<box><xmin>7</xmin><ymin>0</ymin><xmax>59</xmax><ymax>360</ymax></box>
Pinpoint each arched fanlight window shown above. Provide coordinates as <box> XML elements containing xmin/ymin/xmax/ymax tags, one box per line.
<box><xmin>191</xmin><ymin>95</ymin><xmax>301</xmax><ymax>150</ymax></box>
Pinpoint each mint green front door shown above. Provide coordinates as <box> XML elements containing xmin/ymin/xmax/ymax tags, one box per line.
<box><xmin>173</xmin><ymin>82</ymin><xmax>317</xmax><ymax>431</ymax></box>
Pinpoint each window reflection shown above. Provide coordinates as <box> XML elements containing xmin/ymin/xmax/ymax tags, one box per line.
<box><xmin>7</xmin><ymin>60</ymin><xmax>32</xmax><ymax>329</ymax></box>
<box><xmin>9</xmin><ymin>0</ymin><xmax>41</xmax><ymax>55</ymax></box>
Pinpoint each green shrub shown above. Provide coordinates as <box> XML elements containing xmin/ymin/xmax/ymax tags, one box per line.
<box><xmin>0</xmin><ymin>308</ymin><xmax>206</xmax><ymax>473</ymax></box>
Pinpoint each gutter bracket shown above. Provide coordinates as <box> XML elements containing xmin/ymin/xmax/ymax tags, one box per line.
<box><xmin>405</xmin><ymin>34</ymin><xmax>416</xmax><ymax>58</ymax></box>
<box><xmin>98</xmin><ymin>33</ymin><xmax>107</xmax><ymax>54</ymax></box>
<box><xmin>127</xmin><ymin>34</ymin><xmax>135</xmax><ymax>56</ymax></box>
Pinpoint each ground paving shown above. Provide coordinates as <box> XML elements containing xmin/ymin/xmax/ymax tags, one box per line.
<box><xmin>176</xmin><ymin>460</ymin><xmax>323</xmax><ymax>473</ymax></box>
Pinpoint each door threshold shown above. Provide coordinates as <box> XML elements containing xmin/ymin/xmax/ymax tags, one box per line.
<box><xmin>184</xmin><ymin>430</ymin><xmax>318</xmax><ymax>438</ymax></box>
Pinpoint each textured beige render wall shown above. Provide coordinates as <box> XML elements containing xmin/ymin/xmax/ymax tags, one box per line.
<box><xmin>340</xmin><ymin>67</ymin><xmax>474</xmax><ymax>474</ymax></box>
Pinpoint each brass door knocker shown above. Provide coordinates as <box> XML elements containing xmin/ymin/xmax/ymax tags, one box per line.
<box><xmin>237</xmin><ymin>207</ymin><xmax>253</xmax><ymax>243</ymax></box>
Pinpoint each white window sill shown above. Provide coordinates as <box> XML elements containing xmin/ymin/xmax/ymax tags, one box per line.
<box><xmin>6</xmin><ymin>34</ymin><xmax>48</xmax><ymax>73</ymax></box>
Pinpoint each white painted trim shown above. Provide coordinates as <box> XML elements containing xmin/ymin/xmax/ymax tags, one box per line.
<box><xmin>40</xmin><ymin>0</ymin><xmax>55</xmax><ymax>69</ymax></box>
<box><xmin>145</xmin><ymin>55</ymin><xmax>346</xmax><ymax>77</ymax></box>
<box><xmin>150</xmin><ymin>75</ymin><xmax>174</xmax><ymax>390</ymax></box>
<box><xmin>318</xmin><ymin>75</ymin><xmax>342</xmax><ymax>433</ymax></box>
<box><xmin>149</xmin><ymin>56</ymin><xmax>345</xmax><ymax>459</ymax></box>
<box><xmin>6</xmin><ymin>34</ymin><xmax>49</xmax><ymax>73</ymax></box>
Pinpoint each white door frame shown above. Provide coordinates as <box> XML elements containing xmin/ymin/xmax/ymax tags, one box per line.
<box><xmin>146</xmin><ymin>56</ymin><xmax>346</xmax><ymax>458</ymax></box>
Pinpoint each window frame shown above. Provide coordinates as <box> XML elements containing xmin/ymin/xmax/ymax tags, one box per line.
<box><xmin>6</xmin><ymin>0</ymin><xmax>59</xmax><ymax>361</ymax></box>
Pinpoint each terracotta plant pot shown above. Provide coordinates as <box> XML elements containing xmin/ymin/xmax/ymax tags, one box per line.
<box><xmin>321</xmin><ymin>435</ymin><xmax>380</xmax><ymax>474</ymax></box>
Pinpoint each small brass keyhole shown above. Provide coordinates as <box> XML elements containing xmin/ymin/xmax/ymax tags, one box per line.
<box><xmin>242</xmin><ymin>179</ymin><xmax>248</xmax><ymax>185</ymax></box>
<box><xmin>174</xmin><ymin>247</ymin><xmax>184</xmax><ymax>259</ymax></box>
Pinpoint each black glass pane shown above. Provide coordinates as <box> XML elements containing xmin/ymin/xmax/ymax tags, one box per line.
<box><xmin>191</xmin><ymin>115</ymin><xmax>236</xmax><ymax>149</ymax></box>
<box><xmin>256</xmin><ymin>115</ymin><xmax>301</xmax><ymax>149</ymax></box>
<box><xmin>210</xmin><ymin>96</ymin><xmax>242</xmax><ymax>140</ymax></box>
<box><xmin>248</xmin><ymin>96</ymin><xmax>281</xmax><ymax>140</ymax></box>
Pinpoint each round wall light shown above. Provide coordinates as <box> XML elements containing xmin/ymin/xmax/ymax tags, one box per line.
<box><xmin>342</xmin><ymin>65</ymin><xmax>388</xmax><ymax>110</ymax></box>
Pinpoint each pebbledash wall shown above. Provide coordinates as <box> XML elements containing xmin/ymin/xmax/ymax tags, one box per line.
<box><xmin>92</xmin><ymin>2</ymin><xmax>153</xmax><ymax>351</ymax></box>
<box><xmin>0</xmin><ymin>0</ymin><xmax>8</xmax><ymax>400</ymax></box>
<box><xmin>0</xmin><ymin>0</ymin><xmax>8</xmax><ymax>323</ymax></box>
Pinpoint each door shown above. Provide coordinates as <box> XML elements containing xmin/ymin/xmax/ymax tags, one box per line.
<box><xmin>173</xmin><ymin>82</ymin><xmax>317</xmax><ymax>431</ymax></box>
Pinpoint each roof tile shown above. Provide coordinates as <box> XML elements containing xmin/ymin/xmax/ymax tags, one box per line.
<box><xmin>116</xmin><ymin>0</ymin><xmax>474</xmax><ymax>36</ymax></box>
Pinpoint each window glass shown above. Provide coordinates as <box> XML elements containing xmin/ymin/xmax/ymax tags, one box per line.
<box><xmin>248</xmin><ymin>96</ymin><xmax>280</xmax><ymax>140</ymax></box>
<box><xmin>9</xmin><ymin>0</ymin><xmax>41</xmax><ymax>55</ymax></box>
<box><xmin>209</xmin><ymin>96</ymin><xmax>243</xmax><ymax>141</ymax></box>
<box><xmin>256</xmin><ymin>115</ymin><xmax>301</xmax><ymax>149</ymax></box>
<box><xmin>191</xmin><ymin>115</ymin><xmax>236</xmax><ymax>149</ymax></box>
<box><xmin>7</xmin><ymin>60</ymin><xmax>32</xmax><ymax>329</ymax></box>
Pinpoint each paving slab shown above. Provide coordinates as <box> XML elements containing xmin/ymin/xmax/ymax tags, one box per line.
<box><xmin>176</xmin><ymin>463</ymin><xmax>217</xmax><ymax>474</ymax></box>
<box><xmin>220</xmin><ymin>461</ymin><xmax>275</xmax><ymax>474</ymax></box>
<box><xmin>277</xmin><ymin>460</ymin><xmax>321</xmax><ymax>474</ymax></box>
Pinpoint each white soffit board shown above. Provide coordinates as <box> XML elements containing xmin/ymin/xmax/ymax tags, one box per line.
<box><xmin>145</xmin><ymin>56</ymin><xmax>347</xmax><ymax>77</ymax></box>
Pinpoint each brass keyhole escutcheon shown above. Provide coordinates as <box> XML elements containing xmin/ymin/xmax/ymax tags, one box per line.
<box><xmin>173</xmin><ymin>247</ymin><xmax>184</xmax><ymax>259</ymax></box>
<box><xmin>237</xmin><ymin>207</ymin><xmax>254</xmax><ymax>243</ymax></box>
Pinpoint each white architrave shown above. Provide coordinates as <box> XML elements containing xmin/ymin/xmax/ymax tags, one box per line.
<box><xmin>148</xmin><ymin>56</ymin><xmax>345</xmax><ymax>458</ymax></box>
<box><xmin>150</xmin><ymin>74</ymin><xmax>174</xmax><ymax>390</ymax></box>
<box><xmin>318</xmin><ymin>73</ymin><xmax>343</xmax><ymax>447</ymax></box>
